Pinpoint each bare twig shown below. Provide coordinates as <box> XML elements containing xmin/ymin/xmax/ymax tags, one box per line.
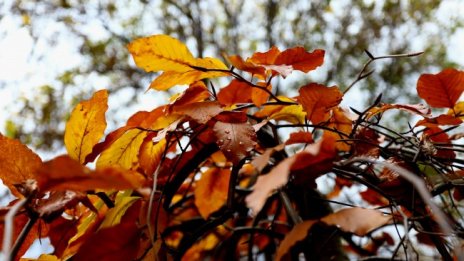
<box><xmin>1</xmin><ymin>198</ymin><xmax>27</xmax><ymax>260</ymax></box>
<box><xmin>344</xmin><ymin>50</ymin><xmax>424</xmax><ymax>94</ymax></box>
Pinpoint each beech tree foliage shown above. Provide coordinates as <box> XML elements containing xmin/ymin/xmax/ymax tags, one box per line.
<box><xmin>0</xmin><ymin>34</ymin><xmax>463</xmax><ymax>260</ymax></box>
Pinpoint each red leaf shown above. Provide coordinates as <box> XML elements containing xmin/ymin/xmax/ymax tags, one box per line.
<box><xmin>351</xmin><ymin>127</ymin><xmax>383</xmax><ymax>158</ymax></box>
<box><xmin>248</xmin><ymin>46</ymin><xmax>281</xmax><ymax>65</ymax></box>
<box><xmin>415</xmin><ymin>114</ymin><xmax>462</xmax><ymax>127</ymax></box>
<box><xmin>423</xmin><ymin>127</ymin><xmax>456</xmax><ymax>159</ymax></box>
<box><xmin>73</xmin><ymin>219</ymin><xmax>141</xmax><ymax>261</ymax></box>
<box><xmin>274</xmin><ymin>47</ymin><xmax>325</xmax><ymax>73</ymax></box>
<box><xmin>48</xmin><ymin>217</ymin><xmax>78</xmax><ymax>257</ymax></box>
<box><xmin>297</xmin><ymin>83</ymin><xmax>343</xmax><ymax>124</ymax></box>
<box><xmin>417</xmin><ymin>68</ymin><xmax>464</xmax><ymax>108</ymax></box>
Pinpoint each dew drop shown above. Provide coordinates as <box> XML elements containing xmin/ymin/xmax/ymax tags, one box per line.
<box><xmin>226</xmin><ymin>149</ymin><xmax>231</xmax><ymax>152</ymax></box>
<box><xmin>225</xmin><ymin>130</ymin><xmax>230</xmax><ymax>134</ymax></box>
<box><xmin>239</xmin><ymin>141</ymin><xmax>243</xmax><ymax>145</ymax></box>
<box><xmin>227</xmin><ymin>137</ymin><xmax>232</xmax><ymax>141</ymax></box>
<box><xmin>218</xmin><ymin>139</ymin><xmax>224</xmax><ymax>144</ymax></box>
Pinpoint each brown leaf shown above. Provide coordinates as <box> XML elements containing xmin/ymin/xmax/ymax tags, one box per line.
<box><xmin>275</xmin><ymin>220</ymin><xmax>317</xmax><ymax>261</ymax></box>
<box><xmin>351</xmin><ymin>127</ymin><xmax>383</xmax><ymax>158</ymax></box>
<box><xmin>323</xmin><ymin>107</ymin><xmax>353</xmax><ymax>151</ymax></box>
<box><xmin>34</xmin><ymin>190</ymin><xmax>94</xmax><ymax>221</ymax></box>
<box><xmin>297</xmin><ymin>83</ymin><xmax>343</xmax><ymax>124</ymax></box>
<box><xmin>47</xmin><ymin>217</ymin><xmax>78</xmax><ymax>257</ymax></box>
<box><xmin>213</xmin><ymin>112</ymin><xmax>256</xmax><ymax>164</ymax></box>
<box><xmin>274</xmin><ymin>47</ymin><xmax>325</xmax><ymax>73</ymax></box>
<box><xmin>173</xmin><ymin>101</ymin><xmax>223</xmax><ymax>124</ymax></box>
<box><xmin>194</xmin><ymin>168</ymin><xmax>231</xmax><ymax>219</ymax></box>
<box><xmin>217</xmin><ymin>79</ymin><xmax>252</xmax><ymax>106</ymax></box>
<box><xmin>417</xmin><ymin>68</ymin><xmax>464</xmax><ymax>108</ymax></box>
<box><xmin>366</xmin><ymin>103</ymin><xmax>431</xmax><ymax>118</ymax></box>
<box><xmin>0</xmin><ymin>134</ymin><xmax>42</xmax><ymax>197</ymax></box>
<box><xmin>360</xmin><ymin>188</ymin><xmax>389</xmax><ymax>206</ymax></box>
<box><xmin>246</xmin><ymin>137</ymin><xmax>334</xmax><ymax>214</ymax></box>
<box><xmin>37</xmin><ymin>155</ymin><xmax>146</xmax><ymax>191</ymax></box>
<box><xmin>321</xmin><ymin>207</ymin><xmax>391</xmax><ymax>236</ymax></box>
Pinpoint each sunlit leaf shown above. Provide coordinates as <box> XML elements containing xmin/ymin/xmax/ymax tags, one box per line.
<box><xmin>128</xmin><ymin>34</ymin><xmax>196</xmax><ymax>73</ymax></box>
<box><xmin>448</xmin><ymin>101</ymin><xmax>464</xmax><ymax>119</ymax></box>
<box><xmin>254</xmin><ymin>96</ymin><xmax>305</xmax><ymax>124</ymax></box>
<box><xmin>323</xmin><ymin>107</ymin><xmax>353</xmax><ymax>151</ymax></box>
<box><xmin>251</xmin><ymin>82</ymin><xmax>272</xmax><ymax>107</ymax></box>
<box><xmin>0</xmin><ymin>134</ymin><xmax>42</xmax><ymax>196</ymax></box>
<box><xmin>194</xmin><ymin>167</ymin><xmax>230</xmax><ymax>219</ymax></box>
<box><xmin>248</xmin><ymin>46</ymin><xmax>281</xmax><ymax>65</ymax></box>
<box><xmin>149</xmin><ymin>69</ymin><xmax>227</xmax><ymax>91</ymax></box>
<box><xmin>217</xmin><ymin>79</ymin><xmax>252</xmax><ymax>106</ymax></box>
<box><xmin>100</xmin><ymin>196</ymin><xmax>140</xmax><ymax>229</ymax></box>
<box><xmin>274</xmin><ymin>47</ymin><xmax>325</xmax><ymax>73</ymax></box>
<box><xmin>228</xmin><ymin>55</ymin><xmax>265</xmax><ymax>78</ymax></box>
<box><xmin>169</xmin><ymin>81</ymin><xmax>211</xmax><ymax>107</ymax></box>
<box><xmin>97</xmin><ymin>129</ymin><xmax>147</xmax><ymax>170</ymax></box>
<box><xmin>297</xmin><ymin>83</ymin><xmax>343</xmax><ymax>124</ymax></box>
<box><xmin>64</xmin><ymin>89</ymin><xmax>108</xmax><ymax>164</ymax></box>
<box><xmin>38</xmin><ymin>155</ymin><xmax>145</xmax><ymax>191</ymax></box>
<box><xmin>139</xmin><ymin>136</ymin><xmax>166</xmax><ymax>176</ymax></box>
<box><xmin>417</xmin><ymin>68</ymin><xmax>464</xmax><ymax>108</ymax></box>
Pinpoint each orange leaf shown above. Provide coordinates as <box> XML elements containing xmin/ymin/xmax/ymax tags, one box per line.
<box><xmin>248</xmin><ymin>46</ymin><xmax>281</xmax><ymax>65</ymax></box>
<box><xmin>213</xmin><ymin>112</ymin><xmax>257</xmax><ymax>164</ymax></box>
<box><xmin>169</xmin><ymin>81</ymin><xmax>211</xmax><ymax>107</ymax></box>
<box><xmin>64</xmin><ymin>90</ymin><xmax>108</xmax><ymax>164</ymax></box>
<box><xmin>139</xmin><ymin>135</ymin><xmax>166</xmax><ymax>176</ymax></box>
<box><xmin>416</xmin><ymin>114</ymin><xmax>462</xmax><ymax>127</ymax></box>
<box><xmin>321</xmin><ymin>207</ymin><xmax>391</xmax><ymax>236</ymax></box>
<box><xmin>297</xmin><ymin>83</ymin><xmax>343</xmax><ymax>124</ymax></box>
<box><xmin>0</xmin><ymin>134</ymin><xmax>42</xmax><ymax>196</ymax></box>
<box><xmin>275</xmin><ymin>220</ymin><xmax>317</xmax><ymax>261</ymax></box>
<box><xmin>251</xmin><ymin>82</ymin><xmax>272</xmax><ymax>107</ymax></box>
<box><xmin>38</xmin><ymin>155</ymin><xmax>145</xmax><ymax>191</ymax></box>
<box><xmin>323</xmin><ymin>107</ymin><xmax>353</xmax><ymax>151</ymax></box>
<box><xmin>217</xmin><ymin>79</ymin><xmax>253</xmax><ymax>106</ymax></box>
<box><xmin>285</xmin><ymin>131</ymin><xmax>314</xmax><ymax>145</ymax></box>
<box><xmin>274</xmin><ymin>47</ymin><xmax>325</xmax><ymax>73</ymax></box>
<box><xmin>194</xmin><ymin>167</ymin><xmax>231</xmax><ymax>219</ymax></box>
<box><xmin>228</xmin><ymin>55</ymin><xmax>266</xmax><ymax>78</ymax></box>
<box><xmin>417</xmin><ymin>68</ymin><xmax>464</xmax><ymax>108</ymax></box>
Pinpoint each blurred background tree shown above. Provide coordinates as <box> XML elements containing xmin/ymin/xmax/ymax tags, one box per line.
<box><xmin>0</xmin><ymin>0</ymin><xmax>463</xmax><ymax>152</ymax></box>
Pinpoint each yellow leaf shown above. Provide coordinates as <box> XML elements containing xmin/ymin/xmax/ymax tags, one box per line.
<box><xmin>254</xmin><ymin>96</ymin><xmax>306</xmax><ymax>124</ymax></box>
<box><xmin>21</xmin><ymin>254</ymin><xmax>60</xmax><ymax>261</ymax></box>
<box><xmin>139</xmin><ymin>138</ymin><xmax>166</xmax><ymax>176</ymax></box>
<box><xmin>100</xmin><ymin>196</ymin><xmax>140</xmax><ymax>229</ymax></box>
<box><xmin>97</xmin><ymin>129</ymin><xmax>147</xmax><ymax>170</ymax></box>
<box><xmin>0</xmin><ymin>134</ymin><xmax>42</xmax><ymax>197</ymax></box>
<box><xmin>127</xmin><ymin>34</ymin><xmax>196</xmax><ymax>73</ymax></box>
<box><xmin>448</xmin><ymin>101</ymin><xmax>464</xmax><ymax>119</ymax></box>
<box><xmin>149</xmin><ymin>70</ymin><xmax>226</xmax><ymax>91</ymax></box>
<box><xmin>64</xmin><ymin>90</ymin><xmax>108</xmax><ymax>164</ymax></box>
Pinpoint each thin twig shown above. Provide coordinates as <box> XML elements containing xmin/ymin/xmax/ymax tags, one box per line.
<box><xmin>1</xmin><ymin>198</ymin><xmax>27</xmax><ymax>260</ymax></box>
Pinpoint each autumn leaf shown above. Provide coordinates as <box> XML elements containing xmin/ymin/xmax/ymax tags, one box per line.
<box><xmin>323</xmin><ymin>107</ymin><xmax>353</xmax><ymax>151</ymax></box>
<box><xmin>448</xmin><ymin>101</ymin><xmax>464</xmax><ymax>119</ymax></box>
<box><xmin>246</xmin><ymin>137</ymin><xmax>335</xmax><ymax>214</ymax></box>
<box><xmin>194</xmin><ymin>167</ymin><xmax>231</xmax><ymax>219</ymax></box>
<box><xmin>169</xmin><ymin>81</ymin><xmax>211</xmax><ymax>107</ymax></box>
<box><xmin>320</xmin><ymin>207</ymin><xmax>391</xmax><ymax>236</ymax></box>
<box><xmin>47</xmin><ymin>217</ymin><xmax>78</xmax><ymax>258</ymax></box>
<box><xmin>254</xmin><ymin>96</ymin><xmax>306</xmax><ymax>124</ymax></box>
<box><xmin>415</xmin><ymin>114</ymin><xmax>462</xmax><ymax>127</ymax></box>
<box><xmin>139</xmin><ymin>135</ymin><xmax>166</xmax><ymax>176</ymax></box>
<box><xmin>297</xmin><ymin>83</ymin><xmax>343</xmax><ymax>124</ymax></box>
<box><xmin>100</xmin><ymin>196</ymin><xmax>141</xmax><ymax>229</ymax></box>
<box><xmin>213</xmin><ymin>112</ymin><xmax>257</xmax><ymax>164</ymax></box>
<box><xmin>351</xmin><ymin>127</ymin><xmax>383</xmax><ymax>158</ymax></box>
<box><xmin>128</xmin><ymin>35</ymin><xmax>228</xmax><ymax>90</ymax></box>
<box><xmin>73</xmin><ymin>216</ymin><xmax>141</xmax><ymax>261</ymax></box>
<box><xmin>97</xmin><ymin>129</ymin><xmax>147</xmax><ymax>170</ymax></box>
<box><xmin>285</xmin><ymin>131</ymin><xmax>314</xmax><ymax>145</ymax></box>
<box><xmin>217</xmin><ymin>79</ymin><xmax>253</xmax><ymax>106</ymax></box>
<box><xmin>275</xmin><ymin>220</ymin><xmax>317</xmax><ymax>261</ymax></box>
<box><xmin>274</xmin><ymin>47</ymin><xmax>325</xmax><ymax>73</ymax></box>
<box><xmin>64</xmin><ymin>89</ymin><xmax>108</xmax><ymax>164</ymax></box>
<box><xmin>417</xmin><ymin>68</ymin><xmax>464</xmax><ymax>108</ymax></box>
<box><xmin>173</xmin><ymin>101</ymin><xmax>223</xmax><ymax>124</ymax></box>
<box><xmin>128</xmin><ymin>34</ymin><xmax>196</xmax><ymax>72</ymax></box>
<box><xmin>34</xmin><ymin>190</ymin><xmax>96</xmax><ymax>221</ymax></box>
<box><xmin>38</xmin><ymin>155</ymin><xmax>145</xmax><ymax>191</ymax></box>
<box><xmin>366</xmin><ymin>103</ymin><xmax>431</xmax><ymax>118</ymax></box>
<box><xmin>0</xmin><ymin>134</ymin><xmax>42</xmax><ymax>196</ymax></box>
<box><xmin>251</xmin><ymin>81</ymin><xmax>272</xmax><ymax>107</ymax></box>
<box><xmin>228</xmin><ymin>55</ymin><xmax>266</xmax><ymax>79</ymax></box>
<box><xmin>423</xmin><ymin>127</ymin><xmax>456</xmax><ymax>159</ymax></box>
<box><xmin>248</xmin><ymin>46</ymin><xmax>281</xmax><ymax>65</ymax></box>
